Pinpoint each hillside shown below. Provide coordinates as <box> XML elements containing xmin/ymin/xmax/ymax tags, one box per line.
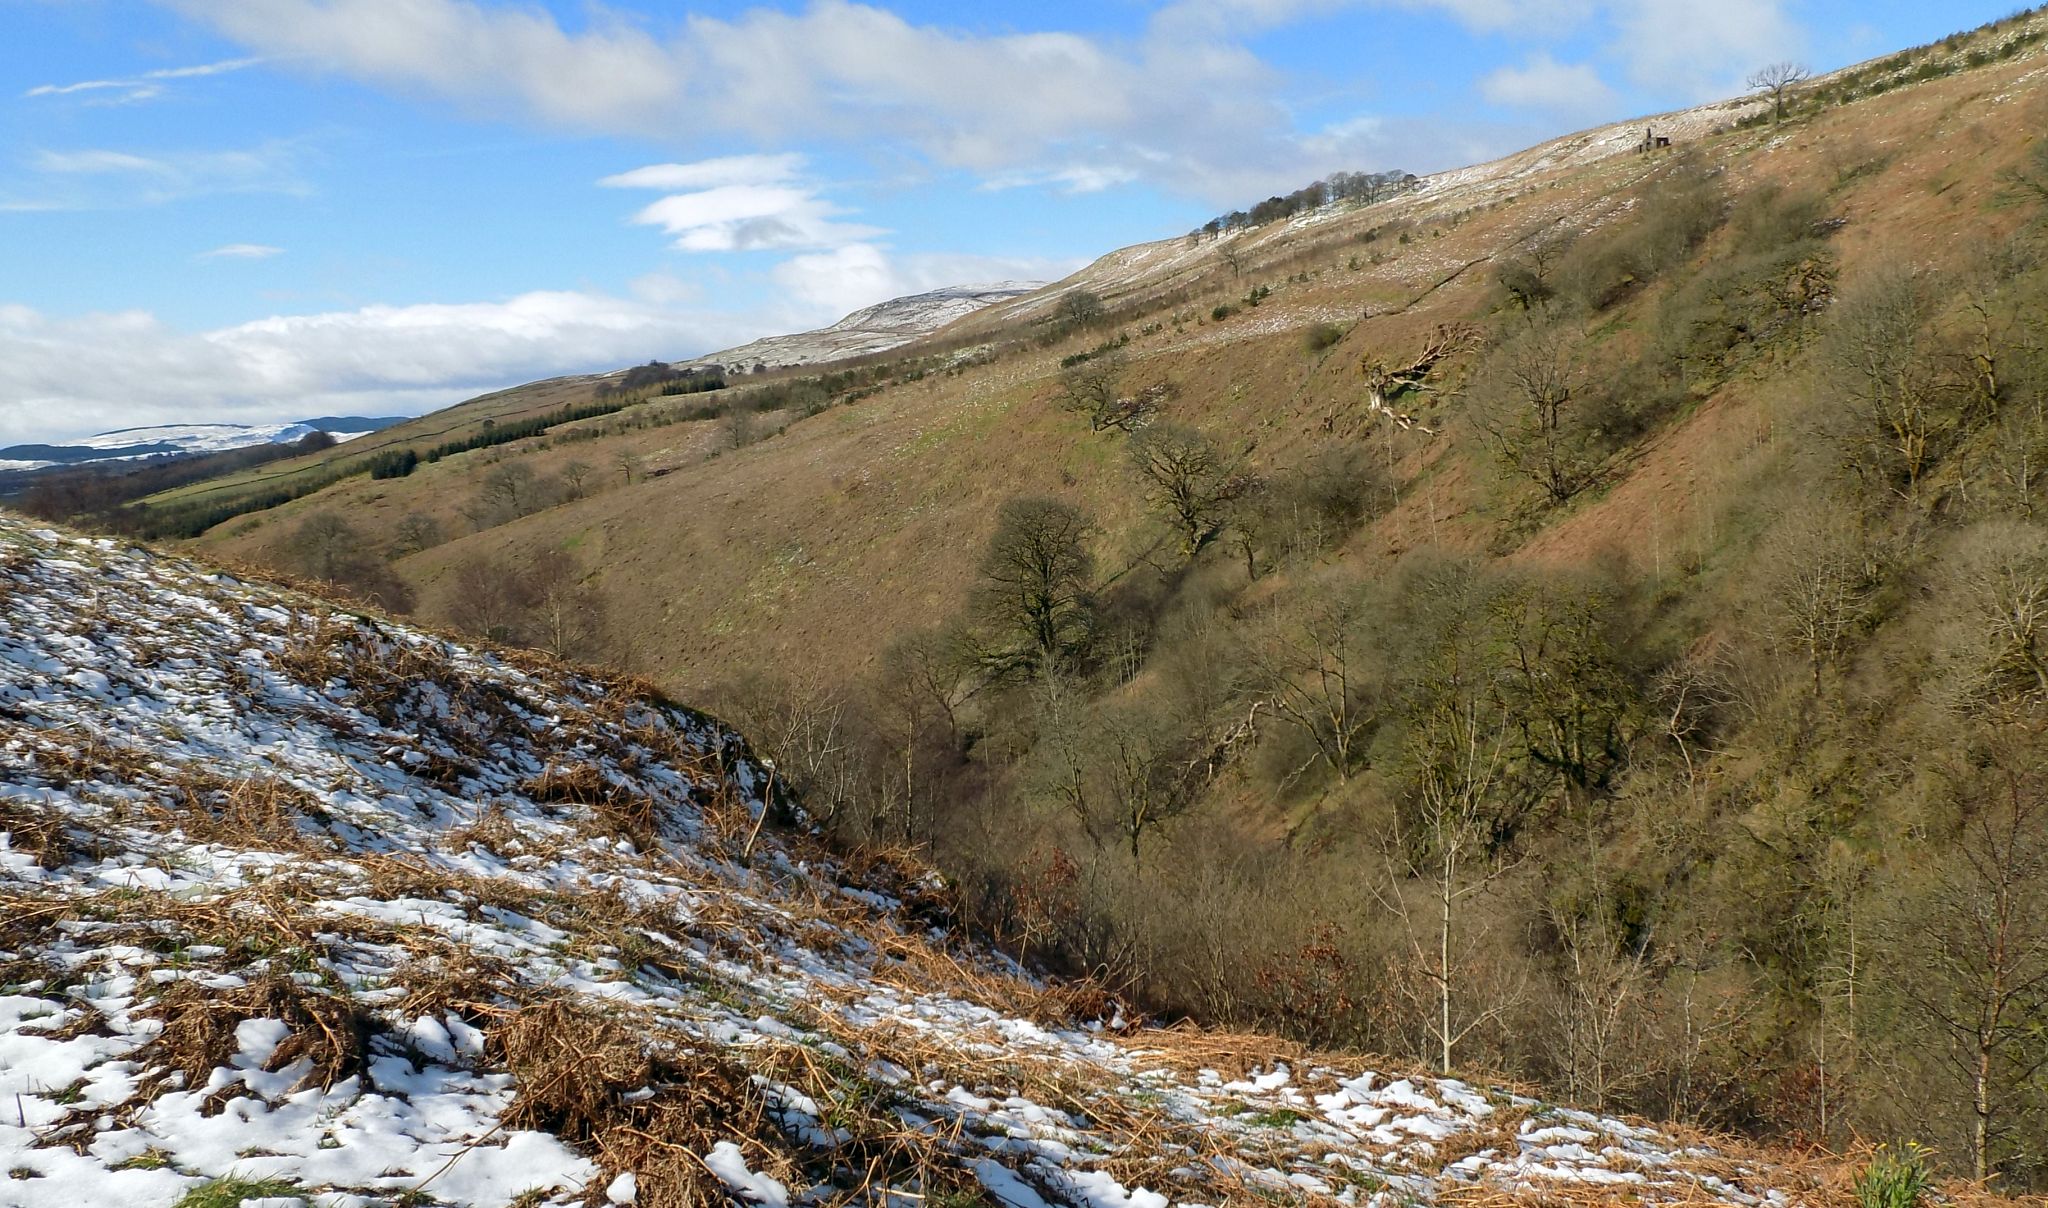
<box><xmin>687</xmin><ymin>282</ymin><xmax>1044</xmax><ymax>374</ymax></box>
<box><xmin>0</xmin><ymin>517</ymin><xmax>1845</xmax><ymax>1207</ymax></box>
<box><xmin>17</xmin><ymin>4</ymin><xmax>2048</xmax><ymax>1188</ymax></box>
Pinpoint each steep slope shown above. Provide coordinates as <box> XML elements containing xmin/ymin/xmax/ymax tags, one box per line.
<box><xmin>0</xmin><ymin>517</ymin><xmax>1825</xmax><ymax>1207</ymax></box>
<box><xmin>687</xmin><ymin>282</ymin><xmax>1044</xmax><ymax>373</ymax></box>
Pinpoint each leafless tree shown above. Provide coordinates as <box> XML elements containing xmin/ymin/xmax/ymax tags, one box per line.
<box><xmin>1747</xmin><ymin>61</ymin><xmax>1811</xmax><ymax>123</ymax></box>
<box><xmin>1887</xmin><ymin>742</ymin><xmax>2048</xmax><ymax>1182</ymax></box>
<box><xmin>1127</xmin><ymin>424</ymin><xmax>1255</xmax><ymax>559</ymax></box>
<box><xmin>560</xmin><ymin>460</ymin><xmax>593</xmax><ymax>499</ymax></box>
<box><xmin>1816</xmin><ymin>267</ymin><xmax>1959</xmax><ymax>500</ymax></box>
<box><xmin>479</xmin><ymin>462</ymin><xmax>540</xmax><ymax>522</ymax></box>
<box><xmin>527</xmin><ymin>550</ymin><xmax>608</xmax><ymax>661</ymax></box>
<box><xmin>967</xmin><ymin>497</ymin><xmax>1096</xmax><ymax>681</ymax></box>
<box><xmin>1055</xmin><ymin>350</ymin><xmax>1141</xmax><ymax>432</ymax></box>
<box><xmin>390</xmin><ymin>512</ymin><xmax>443</xmax><ymax>558</ymax></box>
<box><xmin>1245</xmin><ymin>576</ymin><xmax>1378</xmax><ymax>785</ymax></box>
<box><xmin>1758</xmin><ymin>507</ymin><xmax>1881</xmax><ymax>692</ymax></box>
<box><xmin>289</xmin><ymin>511</ymin><xmax>364</xmax><ymax>583</ymax></box>
<box><xmin>1384</xmin><ymin>678</ymin><xmax>1524</xmax><ymax>1075</ymax></box>
<box><xmin>1473</xmin><ymin>321</ymin><xmax>1603</xmax><ymax>503</ymax></box>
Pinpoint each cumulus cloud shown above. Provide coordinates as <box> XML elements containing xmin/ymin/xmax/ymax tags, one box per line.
<box><xmin>158</xmin><ymin>0</ymin><xmax>1424</xmax><ymax>201</ymax></box>
<box><xmin>1605</xmin><ymin>0</ymin><xmax>1799</xmax><ymax>97</ymax></box>
<box><xmin>197</xmin><ymin>243</ymin><xmax>284</xmax><ymax>261</ymax></box>
<box><xmin>154</xmin><ymin>0</ymin><xmax>1803</xmax><ymax>200</ymax></box>
<box><xmin>1480</xmin><ymin>52</ymin><xmax>1620</xmax><ymax>119</ymax></box>
<box><xmin>0</xmin><ymin>292</ymin><xmax>762</xmax><ymax>446</ymax></box>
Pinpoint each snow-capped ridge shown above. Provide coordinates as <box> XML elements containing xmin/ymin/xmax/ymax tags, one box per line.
<box><xmin>688</xmin><ymin>281</ymin><xmax>1042</xmax><ymax>373</ymax></box>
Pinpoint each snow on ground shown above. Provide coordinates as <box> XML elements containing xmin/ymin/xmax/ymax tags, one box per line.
<box><xmin>0</xmin><ymin>518</ymin><xmax>1804</xmax><ymax>1207</ymax></box>
<box><xmin>0</xmin><ymin>426</ymin><xmax>378</xmax><ymax>473</ymax></box>
<box><xmin>686</xmin><ymin>283</ymin><xmax>1043</xmax><ymax>373</ymax></box>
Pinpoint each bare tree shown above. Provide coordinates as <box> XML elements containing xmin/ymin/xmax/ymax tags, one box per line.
<box><xmin>967</xmin><ymin>497</ymin><xmax>1096</xmax><ymax>681</ymax></box>
<box><xmin>1936</xmin><ymin>522</ymin><xmax>2048</xmax><ymax>714</ymax></box>
<box><xmin>613</xmin><ymin>447</ymin><xmax>643</xmax><ymax>486</ymax></box>
<box><xmin>1095</xmin><ymin>701</ymin><xmax>1196</xmax><ymax>867</ymax></box>
<box><xmin>1748</xmin><ymin>62</ymin><xmax>1811</xmax><ymax>123</ymax></box>
<box><xmin>1886</xmin><ymin>742</ymin><xmax>2048</xmax><ymax>1183</ymax></box>
<box><xmin>289</xmin><ymin>511</ymin><xmax>364</xmax><ymax>583</ymax></box>
<box><xmin>1758</xmin><ymin>506</ymin><xmax>1881</xmax><ymax>693</ymax></box>
<box><xmin>1246</xmin><ymin>576</ymin><xmax>1379</xmax><ymax>785</ymax></box>
<box><xmin>390</xmin><ymin>512</ymin><xmax>443</xmax><ymax>558</ymax></box>
<box><xmin>1472</xmin><ymin>321</ymin><xmax>1604</xmax><ymax>503</ymax></box>
<box><xmin>444</xmin><ymin>557</ymin><xmax>534</xmax><ymax>643</ymax></box>
<box><xmin>560</xmin><ymin>460</ymin><xmax>594</xmax><ymax>499</ymax></box>
<box><xmin>527</xmin><ymin>550</ymin><xmax>608</xmax><ymax>661</ymax></box>
<box><xmin>1816</xmin><ymin>267</ymin><xmax>1959</xmax><ymax>500</ymax></box>
<box><xmin>1385</xmin><ymin>677</ymin><xmax>1524</xmax><ymax>1075</ymax></box>
<box><xmin>288</xmin><ymin>511</ymin><xmax>415</xmax><ymax>611</ymax></box>
<box><xmin>1127</xmin><ymin>424</ymin><xmax>1254</xmax><ymax>559</ymax></box>
<box><xmin>1547</xmin><ymin>896</ymin><xmax>1655</xmax><ymax>1112</ymax></box>
<box><xmin>1055</xmin><ymin>350</ymin><xmax>1142</xmax><ymax>432</ymax></box>
<box><xmin>479</xmin><ymin>462</ymin><xmax>540</xmax><ymax>523</ymax></box>
<box><xmin>723</xmin><ymin>406</ymin><xmax>760</xmax><ymax>451</ymax></box>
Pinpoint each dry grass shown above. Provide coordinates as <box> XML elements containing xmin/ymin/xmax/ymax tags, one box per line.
<box><xmin>0</xmin><ymin>799</ymin><xmax>77</xmax><ymax>869</ymax></box>
<box><xmin>141</xmin><ymin>974</ymin><xmax>366</xmax><ymax>1106</ymax></box>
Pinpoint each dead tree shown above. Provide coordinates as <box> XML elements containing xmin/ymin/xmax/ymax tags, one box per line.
<box><xmin>1345</xmin><ymin>323</ymin><xmax>1484</xmax><ymax>434</ymax></box>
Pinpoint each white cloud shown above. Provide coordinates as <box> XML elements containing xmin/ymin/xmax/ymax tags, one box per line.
<box><xmin>25</xmin><ymin>55</ymin><xmax>265</xmax><ymax>99</ymax></box>
<box><xmin>1606</xmin><ymin>0</ymin><xmax>1799</xmax><ymax>98</ymax></box>
<box><xmin>157</xmin><ymin>0</ymin><xmax>1410</xmax><ymax>202</ymax></box>
<box><xmin>155</xmin><ymin>0</ymin><xmax>1806</xmax><ymax>200</ymax></box>
<box><xmin>0</xmin><ymin>292</ymin><xmax>763</xmax><ymax>447</ymax></box>
<box><xmin>770</xmin><ymin>244</ymin><xmax>1078</xmax><ymax>319</ymax></box>
<box><xmin>604</xmin><ymin>157</ymin><xmax>884</xmax><ymax>252</ymax></box>
<box><xmin>1480</xmin><ymin>52</ymin><xmax>1620</xmax><ymax>119</ymax></box>
<box><xmin>198</xmin><ymin>243</ymin><xmax>285</xmax><ymax>261</ymax></box>
<box><xmin>598</xmin><ymin>153</ymin><xmax>805</xmax><ymax>191</ymax></box>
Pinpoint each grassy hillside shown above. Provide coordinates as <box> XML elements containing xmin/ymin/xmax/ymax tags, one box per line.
<box><xmin>26</xmin><ymin>4</ymin><xmax>2048</xmax><ymax>1190</ymax></box>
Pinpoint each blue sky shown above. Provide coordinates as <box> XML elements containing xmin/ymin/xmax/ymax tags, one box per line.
<box><xmin>0</xmin><ymin>0</ymin><xmax>2019</xmax><ymax>444</ymax></box>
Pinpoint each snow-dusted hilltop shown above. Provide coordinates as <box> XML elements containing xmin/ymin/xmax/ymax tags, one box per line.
<box><xmin>0</xmin><ymin>418</ymin><xmax>403</xmax><ymax>473</ymax></box>
<box><xmin>690</xmin><ymin>282</ymin><xmax>1042</xmax><ymax>373</ymax></box>
<box><xmin>0</xmin><ymin>518</ymin><xmax>1809</xmax><ymax>1207</ymax></box>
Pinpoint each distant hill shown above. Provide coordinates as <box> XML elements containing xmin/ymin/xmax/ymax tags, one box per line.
<box><xmin>685</xmin><ymin>281</ymin><xmax>1042</xmax><ymax>373</ymax></box>
<box><xmin>0</xmin><ymin>417</ymin><xmax>407</xmax><ymax>472</ymax></box>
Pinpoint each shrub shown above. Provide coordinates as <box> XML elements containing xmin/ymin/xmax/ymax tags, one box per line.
<box><xmin>1303</xmin><ymin>322</ymin><xmax>1346</xmax><ymax>353</ymax></box>
<box><xmin>1854</xmin><ymin>1145</ymin><xmax>1932</xmax><ymax>1208</ymax></box>
<box><xmin>1211</xmin><ymin>303</ymin><xmax>1238</xmax><ymax>321</ymax></box>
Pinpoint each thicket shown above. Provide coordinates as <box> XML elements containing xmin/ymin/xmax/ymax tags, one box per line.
<box><xmin>707</xmin><ymin>171</ymin><xmax>2048</xmax><ymax>1190</ymax></box>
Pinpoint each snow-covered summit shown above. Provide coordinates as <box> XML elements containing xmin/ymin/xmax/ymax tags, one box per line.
<box><xmin>0</xmin><ymin>518</ymin><xmax>1810</xmax><ymax>1207</ymax></box>
<box><xmin>0</xmin><ymin>418</ymin><xmax>403</xmax><ymax>473</ymax></box>
<box><xmin>689</xmin><ymin>282</ymin><xmax>1042</xmax><ymax>373</ymax></box>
